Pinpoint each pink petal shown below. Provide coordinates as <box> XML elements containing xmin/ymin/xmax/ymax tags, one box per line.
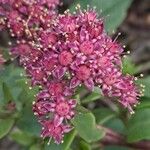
<box><xmin>54</xmin><ymin>115</ymin><xmax>64</xmax><ymax>127</ymax></box>
<box><xmin>54</xmin><ymin>135</ymin><xmax>63</xmax><ymax>144</ymax></box>
<box><xmin>70</xmin><ymin>111</ymin><xmax>75</xmax><ymax>116</ymax></box>
<box><xmin>44</xmin><ymin>103</ymin><xmax>56</xmax><ymax>112</ymax></box>
<box><xmin>63</xmin><ymin>125</ymin><xmax>73</xmax><ymax>133</ymax></box>
<box><xmin>69</xmin><ymin>99</ymin><xmax>77</xmax><ymax>108</ymax></box>
<box><xmin>64</xmin><ymin>87</ymin><xmax>74</xmax><ymax>96</ymax></box>
<box><xmin>38</xmin><ymin>90</ymin><xmax>50</xmax><ymax>98</ymax></box>
<box><xmin>112</xmin><ymin>90</ymin><xmax>121</xmax><ymax>97</ymax></box>
<box><xmin>41</xmin><ymin>129</ymin><xmax>50</xmax><ymax>138</ymax></box>
<box><xmin>80</xmin><ymin>27</ymin><xmax>89</xmax><ymax>42</ymax></box>
<box><xmin>66</xmin><ymin>115</ymin><xmax>72</xmax><ymax>119</ymax></box>
<box><xmin>84</xmin><ymin>78</ymin><xmax>94</xmax><ymax>91</ymax></box>
<box><xmin>70</xmin><ymin>77</ymin><xmax>81</xmax><ymax>89</ymax></box>
<box><xmin>56</xmin><ymin>95</ymin><xmax>65</xmax><ymax>102</ymax></box>
<box><xmin>70</xmin><ymin>61</ymin><xmax>78</xmax><ymax>70</ymax></box>
<box><xmin>52</xmin><ymin>66</ymin><xmax>67</xmax><ymax>79</ymax></box>
<box><xmin>67</xmin><ymin>111</ymin><xmax>75</xmax><ymax>119</ymax></box>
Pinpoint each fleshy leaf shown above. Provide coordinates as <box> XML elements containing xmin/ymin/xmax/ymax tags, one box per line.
<box><xmin>127</xmin><ymin>108</ymin><xmax>150</xmax><ymax>142</ymax></box>
<box><xmin>2</xmin><ymin>82</ymin><xmax>14</xmax><ymax>103</ymax></box>
<box><xmin>10</xmin><ymin>130</ymin><xmax>35</xmax><ymax>146</ymax></box>
<box><xmin>0</xmin><ymin>118</ymin><xmax>15</xmax><ymax>139</ymax></box>
<box><xmin>72</xmin><ymin>112</ymin><xmax>105</xmax><ymax>142</ymax></box>
<box><xmin>92</xmin><ymin>0</ymin><xmax>132</xmax><ymax>32</ymax></box>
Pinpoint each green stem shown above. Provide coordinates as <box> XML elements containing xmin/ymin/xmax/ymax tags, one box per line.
<box><xmin>64</xmin><ymin>129</ymin><xmax>77</xmax><ymax>150</ymax></box>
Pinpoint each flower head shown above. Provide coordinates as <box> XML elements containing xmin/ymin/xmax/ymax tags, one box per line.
<box><xmin>41</xmin><ymin>120</ymin><xmax>72</xmax><ymax>144</ymax></box>
<box><xmin>114</xmin><ymin>76</ymin><xmax>140</xmax><ymax>113</ymax></box>
<box><xmin>2</xmin><ymin>2</ymin><xmax>141</xmax><ymax>144</ymax></box>
<box><xmin>46</xmin><ymin>96</ymin><xmax>76</xmax><ymax>126</ymax></box>
<box><xmin>0</xmin><ymin>0</ymin><xmax>58</xmax><ymax>37</ymax></box>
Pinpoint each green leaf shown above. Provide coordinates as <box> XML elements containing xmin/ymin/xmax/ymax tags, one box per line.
<box><xmin>136</xmin><ymin>97</ymin><xmax>150</xmax><ymax>110</ymax></box>
<box><xmin>30</xmin><ymin>144</ymin><xmax>41</xmax><ymax>150</ymax></box>
<box><xmin>17</xmin><ymin>106</ymin><xmax>41</xmax><ymax>137</ymax></box>
<box><xmin>104</xmin><ymin>118</ymin><xmax>126</xmax><ymax>134</ymax></box>
<box><xmin>93</xmin><ymin>108</ymin><xmax>116</xmax><ymax>124</ymax></box>
<box><xmin>62</xmin><ymin>129</ymin><xmax>77</xmax><ymax>150</ymax></box>
<box><xmin>73</xmin><ymin>94</ymin><xmax>81</xmax><ymax>105</ymax></box>
<box><xmin>79</xmin><ymin>140</ymin><xmax>91</xmax><ymax>150</ymax></box>
<box><xmin>0</xmin><ymin>65</ymin><xmax>39</xmax><ymax>127</ymax></box>
<box><xmin>45</xmin><ymin>143</ymin><xmax>62</xmax><ymax>150</ymax></box>
<box><xmin>10</xmin><ymin>130</ymin><xmax>35</xmax><ymax>146</ymax></box>
<box><xmin>72</xmin><ymin>112</ymin><xmax>105</xmax><ymax>143</ymax></box>
<box><xmin>0</xmin><ymin>118</ymin><xmax>15</xmax><ymax>139</ymax></box>
<box><xmin>137</xmin><ymin>77</ymin><xmax>150</xmax><ymax>98</ymax></box>
<box><xmin>17</xmin><ymin>87</ymin><xmax>37</xmax><ymax>104</ymax></box>
<box><xmin>69</xmin><ymin>0</ymin><xmax>90</xmax><ymax>12</ymax></box>
<box><xmin>0</xmin><ymin>64</ymin><xmax>25</xmax><ymax>102</ymax></box>
<box><xmin>0</xmin><ymin>47</ymin><xmax>11</xmax><ymax>61</ymax></box>
<box><xmin>82</xmin><ymin>88</ymin><xmax>101</xmax><ymax>104</ymax></box>
<box><xmin>122</xmin><ymin>57</ymin><xmax>137</xmax><ymax>75</ymax></box>
<box><xmin>91</xmin><ymin>0</ymin><xmax>132</xmax><ymax>32</ymax></box>
<box><xmin>127</xmin><ymin>109</ymin><xmax>150</xmax><ymax>142</ymax></box>
<box><xmin>2</xmin><ymin>82</ymin><xmax>14</xmax><ymax>103</ymax></box>
<box><xmin>76</xmin><ymin>105</ymin><xmax>90</xmax><ymax>114</ymax></box>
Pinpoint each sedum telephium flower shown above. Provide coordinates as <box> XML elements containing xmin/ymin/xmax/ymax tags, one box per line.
<box><xmin>0</xmin><ymin>0</ymin><xmax>58</xmax><ymax>37</ymax></box>
<box><xmin>1</xmin><ymin>1</ymin><xmax>142</xmax><ymax>144</ymax></box>
<box><xmin>40</xmin><ymin>120</ymin><xmax>72</xmax><ymax>144</ymax></box>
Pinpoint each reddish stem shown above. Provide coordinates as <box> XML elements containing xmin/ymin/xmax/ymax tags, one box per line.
<box><xmin>97</xmin><ymin>125</ymin><xmax>150</xmax><ymax>150</ymax></box>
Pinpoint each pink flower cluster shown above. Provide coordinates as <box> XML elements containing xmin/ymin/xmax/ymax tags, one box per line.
<box><xmin>0</xmin><ymin>0</ymin><xmax>58</xmax><ymax>36</ymax></box>
<box><xmin>0</xmin><ymin>1</ymin><xmax>141</xmax><ymax>144</ymax></box>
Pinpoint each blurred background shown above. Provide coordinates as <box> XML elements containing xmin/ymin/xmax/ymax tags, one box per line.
<box><xmin>0</xmin><ymin>0</ymin><xmax>150</xmax><ymax>150</ymax></box>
